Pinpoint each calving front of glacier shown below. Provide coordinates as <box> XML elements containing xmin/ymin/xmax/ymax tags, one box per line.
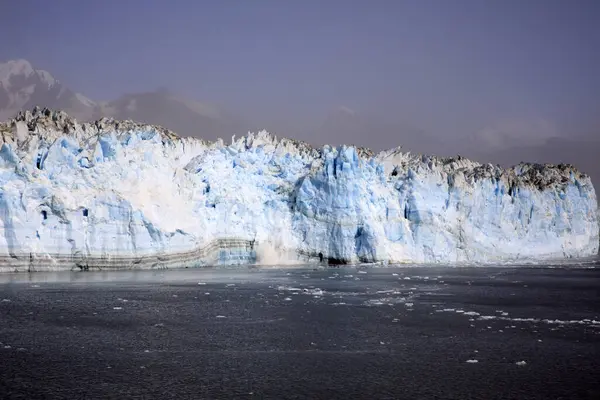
<box><xmin>0</xmin><ymin>109</ymin><xmax>598</xmax><ymax>271</ymax></box>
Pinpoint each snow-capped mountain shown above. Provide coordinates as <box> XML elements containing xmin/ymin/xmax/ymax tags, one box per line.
<box><xmin>0</xmin><ymin>59</ymin><xmax>245</xmax><ymax>141</ymax></box>
<box><xmin>0</xmin><ymin>59</ymin><xmax>96</xmax><ymax>122</ymax></box>
<box><xmin>0</xmin><ymin>60</ymin><xmax>449</xmax><ymax>153</ymax></box>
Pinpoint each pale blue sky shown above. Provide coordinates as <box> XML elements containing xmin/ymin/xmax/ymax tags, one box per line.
<box><xmin>2</xmin><ymin>0</ymin><xmax>599</xmax><ymax>142</ymax></box>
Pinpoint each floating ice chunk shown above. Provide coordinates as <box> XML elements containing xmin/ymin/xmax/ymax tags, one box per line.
<box><xmin>278</xmin><ymin>286</ymin><xmax>302</xmax><ymax>292</ymax></box>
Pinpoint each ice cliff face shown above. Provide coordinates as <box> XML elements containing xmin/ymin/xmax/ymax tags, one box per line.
<box><xmin>0</xmin><ymin>108</ymin><xmax>598</xmax><ymax>271</ymax></box>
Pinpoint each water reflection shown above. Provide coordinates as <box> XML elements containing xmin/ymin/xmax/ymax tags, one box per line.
<box><xmin>0</xmin><ymin>267</ymin><xmax>269</xmax><ymax>284</ymax></box>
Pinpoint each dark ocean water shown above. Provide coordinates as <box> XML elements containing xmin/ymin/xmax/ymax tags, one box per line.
<box><xmin>1</xmin><ymin>264</ymin><xmax>599</xmax><ymax>399</ymax></box>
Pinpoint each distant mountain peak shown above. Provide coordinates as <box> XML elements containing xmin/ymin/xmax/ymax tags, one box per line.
<box><xmin>0</xmin><ymin>59</ymin><xmax>35</xmax><ymax>88</ymax></box>
<box><xmin>0</xmin><ymin>59</ymin><xmax>97</xmax><ymax>121</ymax></box>
<box><xmin>0</xmin><ymin>59</ymin><xmax>68</xmax><ymax>95</ymax></box>
<box><xmin>0</xmin><ymin>59</ymin><xmax>247</xmax><ymax>141</ymax></box>
<box><xmin>34</xmin><ymin>69</ymin><xmax>58</xmax><ymax>88</ymax></box>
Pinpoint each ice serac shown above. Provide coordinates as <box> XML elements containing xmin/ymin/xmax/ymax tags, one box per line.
<box><xmin>0</xmin><ymin>108</ymin><xmax>598</xmax><ymax>272</ymax></box>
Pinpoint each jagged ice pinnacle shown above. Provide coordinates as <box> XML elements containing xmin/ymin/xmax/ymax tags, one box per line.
<box><xmin>0</xmin><ymin>108</ymin><xmax>598</xmax><ymax>271</ymax></box>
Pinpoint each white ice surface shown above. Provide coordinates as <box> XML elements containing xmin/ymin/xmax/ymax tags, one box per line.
<box><xmin>0</xmin><ymin>123</ymin><xmax>598</xmax><ymax>267</ymax></box>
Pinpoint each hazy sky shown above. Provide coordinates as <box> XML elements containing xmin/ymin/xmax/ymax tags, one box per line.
<box><xmin>2</xmin><ymin>0</ymin><xmax>599</xmax><ymax>143</ymax></box>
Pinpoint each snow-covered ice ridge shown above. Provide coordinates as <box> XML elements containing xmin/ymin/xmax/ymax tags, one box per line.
<box><xmin>0</xmin><ymin>108</ymin><xmax>598</xmax><ymax>272</ymax></box>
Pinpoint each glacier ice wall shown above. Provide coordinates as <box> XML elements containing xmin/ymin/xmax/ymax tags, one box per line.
<box><xmin>0</xmin><ymin>109</ymin><xmax>598</xmax><ymax>271</ymax></box>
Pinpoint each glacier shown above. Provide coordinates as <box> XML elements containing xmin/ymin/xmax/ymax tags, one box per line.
<box><xmin>0</xmin><ymin>108</ymin><xmax>598</xmax><ymax>272</ymax></box>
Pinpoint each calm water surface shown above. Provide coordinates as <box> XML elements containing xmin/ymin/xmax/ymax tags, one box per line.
<box><xmin>1</xmin><ymin>264</ymin><xmax>599</xmax><ymax>399</ymax></box>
